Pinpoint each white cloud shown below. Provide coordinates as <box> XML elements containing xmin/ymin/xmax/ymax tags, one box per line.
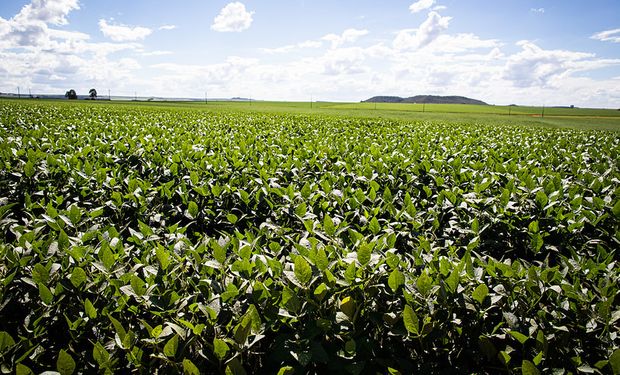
<box><xmin>322</xmin><ymin>28</ymin><xmax>369</xmax><ymax>49</ymax></box>
<box><xmin>530</xmin><ymin>8</ymin><xmax>545</xmax><ymax>14</ymax></box>
<box><xmin>158</xmin><ymin>25</ymin><xmax>176</xmax><ymax>31</ymax></box>
<box><xmin>15</xmin><ymin>0</ymin><xmax>80</xmax><ymax>26</ymax></box>
<box><xmin>503</xmin><ymin>40</ymin><xmax>604</xmax><ymax>87</ymax></box>
<box><xmin>261</xmin><ymin>40</ymin><xmax>323</xmax><ymax>54</ymax></box>
<box><xmin>393</xmin><ymin>11</ymin><xmax>452</xmax><ymax>50</ymax></box>
<box><xmin>591</xmin><ymin>28</ymin><xmax>620</xmax><ymax>43</ymax></box>
<box><xmin>211</xmin><ymin>2</ymin><xmax>254</xmax><ymax>32</ymax></box>
<box><xmin>98</xmin><ymin>19</ymin><xmax>152</xmax><ymax>42</ymax></box>
<box><xmin>409</xmin><ymin>0</ymin><xmax>435</xmax><ymax>14</ymax></box>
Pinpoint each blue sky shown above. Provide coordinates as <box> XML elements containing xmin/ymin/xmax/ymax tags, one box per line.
<box><xmin>1</xmin><ymin>0</ymin><xmax>619</xmax><ymax>107</ymax></box>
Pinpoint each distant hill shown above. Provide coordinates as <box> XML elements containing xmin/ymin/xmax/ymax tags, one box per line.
<box><xmin>364</xmin><ymin>95</ymin><xmax>488</xmax><ymax>105</ymax></box>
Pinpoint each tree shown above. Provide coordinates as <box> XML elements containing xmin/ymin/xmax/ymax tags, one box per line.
<box><xmin>89</xmin><ymin>88</ymin><xmax>97</xmax><ymax>100</ymax></box>
<box><xmin>65</xmin><ymin>89</ymin><xmax>77</xmax><ymax>100</ymax></box>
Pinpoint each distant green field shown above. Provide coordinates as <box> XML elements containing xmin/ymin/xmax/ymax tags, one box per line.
<box><xmin>3</xmin><ymin>98</ymin><xmax>620</xmax><ymax>131</ymax></box>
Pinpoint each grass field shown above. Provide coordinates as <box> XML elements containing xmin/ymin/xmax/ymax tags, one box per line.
<box><xmin>0</xmin><ymin>98</ymin><xmax>619</xmax><ymax>374</ymax></box>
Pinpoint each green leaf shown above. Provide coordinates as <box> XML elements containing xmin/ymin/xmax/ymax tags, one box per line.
<box><xmin>163</xmin><ymin>334</ymin><xmax>179</xmax><ymax>358</ymax></box>
<box><xmin>93</xmin><ymin>342</ymin><xmax>109</xmax><ymax>366</ymax></box>
<box><xmin>340</xmin><ymin>296</ymin><xmax>356</xmax><ymax>318</ymax></box>
<box><xmin>213</xmin><ymin>338</ymin><xmax>229</xmax><ymax>361</ymax></box>
<box><xmin>57</xmin><ymin>349</ymin><xmax>76</xmax><ymax>375</ymax></box>
<box><xmin>445</xmin><ymin>268</ymin><xmax>460</xmax><ymax>293</ymax></box>
<box><xmin>226</xmin><ymin>213</ymin><xmax>238</xmax><ymax>224</ymax></box>
<box><xmin>416</xmin><ymin>272</ymin><xmax>432</xmax><ymax>296</ymax></box>
<box><xmin>610</xmin><ymin>348</ymin><xmax>620</xmax><ymax>375</ymax></box>
<box><xmin>294</xmin><ymin>256</ymin><xmax>312</xmax><ymax>285</ymax></box>
<box><xmin>183</xmin><ymin>359</ymin><xmax>200</xmax><ymax>375</ymax></box>
<box><xmin>509</xmin><ymin>330</ymin><xmax>529</xmax><ymax>344</ymax></box>
<box><xmin>32</xmin><ymin>263</ymin><xmax>49</xmax><ymax>284</ymax></box>
<box><xmin>323</xmin><ymin>214</ymin><xmax>335</xmax><ymax>236</ymax></box>
<box><xmin>535</xmin><ymin>190</ymin><xmax>548</xmax><ymax>208</ymax></box>
<box><xmin>24</xmin><ymin>161</ymin><xmax>35</xmax><ymax>178</ymax></box>
<box><xmin>613</xmin><ymin>200</ymin><xmax>620</xmax><ymax>219</ymax></box>
<box><xmin>16</xmin><ymin>364</ymin><xmax>34</xmax><ymax>375</ymax></box>
<box><xmin>402</xmin><ymin>304</ymin><xmax>419</xmax><ymax>335</ymax></box>
<box><xmin>130</xmin><ymin>275</ymin><xmax>146</xmax><ymax>296</ymax></box>
<box><xmin>277</xmin><ymin>366</ymin><xmax>295</xmax><ymax>375</ymax></box>
<box><xmin>388</xmin><ymin>269</ymin><xmax>404</xmax><ymax>292</ymax></box>
<box><xmin>70</xmin><ymin>267</ymin><xmax>87</xmax><ymax>288</ymax></box>
<box><xmin>295</xmin><ymin>202</ymin><xmax>307</xmax><ymax>217</ymax></box>
<box><xmin>357</xmin><ymin>243</ymin><xmax>371</xmax><ymax>266</ymax></box>
<box><xmin>472</xmin><ymin>283</ymin><xmax>489</xmax><ymax>304</ymax></box>
<box><xmin>38</xmin><ymin>282</ymin><xmax>53</xmax><ymax>305</ymax></box>
<box><xmin>521</xmin><ymin>360</ymin><xmax>540</xmax><ymax>375</ymax></box>
<box><xmin>368</xmin><ymin>217</ymin><xmax>381</xmax><ymax>235</ymax></box>
<box><xmin>315</xmin><ymin>247</ymin><xmax>328</xmax><ymax>271</ymax></box>
<box><xmin>84</xmin><ymin>298</ymin><xmax>97</xmax><ymax>319</ymax></box>
<box><xmin>188</xmin><ymin>201</ymin><xmax>199</xmax><ymax>218</ymax></box>
<box><xmin>0</xmin><ymin>331</ymin><xmax>15</xmax><ymax>352</ymax></box>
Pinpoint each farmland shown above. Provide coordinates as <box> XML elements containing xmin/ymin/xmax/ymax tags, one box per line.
<box><xmin>0</xmin><ymin>99</ymin><xmax>619</xmax><ymax>374</ymax></box>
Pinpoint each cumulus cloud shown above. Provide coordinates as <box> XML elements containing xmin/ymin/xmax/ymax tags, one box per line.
<box><xmin>322</xmin><ymin>28</ymin><xmax>369</xmax><ymax>49</ymax></box>
<box><xmin>591</xmin><ymin>28</ymin><xmax>620</xmax><ymax>43</ymax></box>
<box><xmin>503</xmin><ymin>40</ymin><xmax>598</xmax><ymax>87</ymax></box>
<box><xmin>211</xmin><ymin>2</ymin><xmax>254</xmax><ymax>32</ymax></box>
<box><xmin>409</xmin><ymin>0</ymin><xmax>435</xmax><ymax>13</ymax></box>
<box><xmin>98</xmin><ymin>19</ymin><xmax>152</xmax><ymax>42</ymax></box>
<box><xmin>530</xmin><ymin>8</ymin><xmax>545</xmax><ymax>14</ymax></box>
<box><xmin>393</xmin><ymin>11</ymin><xmax>451</xmax><ymax>50</ymax></box>
<box><xmin>158</xmin><ymin>25</ymin><xmax>176</xmax><ymax>31</ymax></box>
<box><xmin>15</xmin><ymin>0</ymin><xmax>80</xmax><ymax>26</ymax></box>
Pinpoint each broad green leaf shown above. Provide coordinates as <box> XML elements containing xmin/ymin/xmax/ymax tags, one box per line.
<box><xmin>227</xmin><ymin>213</ymin><xmax>238</xmax><ymax>224</ymax></box>
<box><xmin>416</xmin><ymin>272</ymin><xmax>432</xmax><ymax>296</ymax></box>
<box><xmin>509</xmin><ymin>330</ymin><xmax>529</xmax><ymax>344</ymax></box>
<box><xmin>24</xmin><ymin>161</ymin><xmax>35</xmax><ymax>178</ymax></box>
<box><xmin>340</xmin><ymin>296</ymin><xmax>356</xmax><ymax>318</ymax></box>
<box><xmin>0</xmin><ymin>331</ymin><xmax>15</xmax><ymax>352</ymax></box>
<box><xmin>402</xmin><ymin>304</ymin><xmax>419</xmax><ymax>335</ymax></box>
<box><xmin>32</xmin><ymin>263</ymin><xmax>49</xmax><ymax>284</ymax></box>
<box><xmin>183</xmin><ymin>359</ymin><xmax>200</xmax><ymax>375</ymax></box>
<box><xmin>613</xmin><ymin>200</ymin><xmax>620</xmax><ymax>219</ymax></box>
<box><xmin>57</xmin><ymin>349</ymin><xmax>76</xmax><ymax>375</ymax></box>
<box><xmin>368</xmin><ymin>217</ymin><xmax>381</xmax><ymax>235</ymax></box>
<box><xmin>93</xmin><ymin>342</ymin><xmax>109</xmax><ymax>365</ymax></box>
<box><xmin>388</xmin><ymin>269</ymin><xmax>404</xmax><ymax>292</ymax></box>
<box><xmin>130</xmin><ymin>275</ymin><xmax>146</xmax><ymax>296</ymax></box>
<box><xmin>84</xmin><ymin>298</ymin><xmax>97</xmax><ymax>319</ymax></box>
<box><xmin>16</xmin><ymin>364</ymin><xmax>34</xmax><ymax>375</ymax></box>
<box><xmin>38</xmin><ymin>282</ymin><xmax>53</xmax><ymax>305</ymax></box>
<box><xmin>535</xmin><ymin>190</ymin><xmax>548</xmax><ymax>208</ymax></box>
<box><xmin>357</xmin><ymin>243</ymin><xmax>371</xmax><ymax>266</ymax></box>
<box><xmin>70</xmin><ymin>267</ymin><xmax>87</xmax><ymax>288</ymax></box>
<box><xmin>213</xmin><ymin>338</ymin><xmax>229</xmax><ymax>361</ymax></box>
<box><xmin>323</xmin><ymin>214</ymin><xmax>335</xmax><ymax>236</ymax></box>
<box><xmin>445</xmin><ymin>268</ymin><xmax>460</xmax><ymax>293</ymax></box>
<box><xmin>472</xmin><ymin>283</ymin><xmax>489</xmax><ymax>304</ymax></box>
<box><xmin>295</xmin><ymin>202</ymin><xmax>307</xmax><ymax>217</ymax></box>
<box><xmin>315</xmin><ymin>247</ymin><xmax>328</xmax><ymax>271</ymax></box>
<box><xmin>521</xmin><ymin>360</ymin><xmax>540</xmax><ymax>375</ymax></box>
<box><xmin>294</xmin><ymin>256</ymin><xmax>312</xmax><ymax>285</ymax></box>
<box><xmin>163</xmin><ymin>334</ymin><xmax>179</xmax><ymax>358</ymax></box>
<box><xmin>188</xmin><ymin>201</ymin><xmax>199</xmax><ymax>218</ymax></box>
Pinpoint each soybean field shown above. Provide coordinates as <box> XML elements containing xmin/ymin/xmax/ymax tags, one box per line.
<box><xmin>0</xmin><ymin>100</ymin><xmax>619</xmax><ymax>374</ymax></box>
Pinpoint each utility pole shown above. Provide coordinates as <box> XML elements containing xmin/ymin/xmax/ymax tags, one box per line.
<box><xmin>17</xmin><ymin>87</ymin><xmax>20</xmax><ymax>99</ymax></box>
<box><xmin>205</xmin><ymin>91</ymin><xmax>208</xmax><ymax>104</ymax></box>
<box><xmin>134</xmin><ymin>91</ymin><xmax>137</xmax><ymax>101</ymax></box>
<box><xmin>541</xmin><ymin>105</ymin><xmax>545</xmax><ymax>118</ymax></box>
<box><xmin>108</xmin><ymin>89</ymin><xmax>111</xmax><ymax>101</ymax></box>
<box><xmin>310</xmin><ymin>94</ymin><xmax>313</xmax><ymax>109</ymax></box>
<box><xmin>28</xmin><ymin>88</ymin><xmax>32</xmax><ymax>98</ymax></box>
<box><xmin>508</xmin><ymin>106</ymin><xmax>511</xmax><ymax>116</ymax></box>
<box><xmin>374</xmin><ymin>101</ymin><xmax>377</xmax><ymax>110</ymax></box>
<box><xmin>422</xmin><ymin>102</ymin><xmax>425</xmax><ymax>113</ymax></box>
